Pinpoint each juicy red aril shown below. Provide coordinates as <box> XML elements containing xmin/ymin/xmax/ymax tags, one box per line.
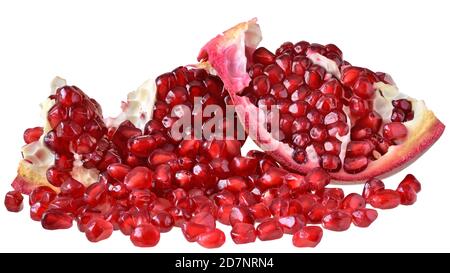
<box><xmin>151</xmin><ymin>212</ymin><xmax>174</xmax><ymax>233</ymax></box>
<box><xmin>229</xmin><ymin>206</ymin><xmax>254</xmax><ymax>226</ymax></box>
<box><xmin>253</xmin><ymin>47</ymin><xmax>275</xmax><ymax>65</ymax></box>
<box><xmin>128</xmin><ymin>135</ymin><xmax>157</xmax><ymax>157</ymax></box>
<box><xmin>343</xmin><ymin>156</ymin><xmax>368</xmax><ymax>174</ymax></box>
<box><xmin>231</xmin><ymin>223</ymin><xmax>257</xmax><ymax>244</ymax></box>
<box><xmin>278</xmin><ymin>215</ymin><xmax>305</xmax><ymax>234</ymax></box>
<box><xmin>56</xmin><ymin>86</ymin><xmax>83</xmax><ymax>107</ymax></box>
<box><xmin>249</xmin><ymin>203</ymin><xmax>271</xmax><ymax>222</ymax></box>
<box><xmin>396</xmin><ymin>184</ymin><xmax>417</xmax><ymax>205</ymax></box>
<box><xmin>352</xmin><ymin>208</ymin><xmax>378</xmax><ymax>227</ymax></box>
<box><xmin>124</xmin><ymin>166</ymin><xmax>153</xmax><ymax>190</ymax></box>
<box><xmin>131</xmin><ymin>224</ymin><xmax>160</xmax><ymax>247</ymax></box>
<box><xmin>197</xmin><ymin>229</ymin><xmax>226</xmax><ymax>248</ymax></box>
<box><xmin>368</xmin><ymin>189</ymin><xmax>401</xmax><ymax>209</ymax></box>
<box><xmin>4</xmin><ymin>191</ymin><xmax>24</xmax><ymax>212</ymax></box>
<box><xmin>107</xmin><ymin>163</ymin><xmax>131</xmax><ymax>182</ymax></box>
<box><xmin>292</xmin><ymin>226</ymin><xmax>323</xmax><ymax>248</ymax></box>
<box><xmin>230</xmin><ymin>156</ymin><xmax>258</xmax><ymax>176</ymax></box>
<box><xmin>60</xmin><ymin>178</ymin><xmax>85</xmax><ymax>198</ymax></box>
<box><xmin>352</xmin><ymin>77</ymin><xmax>375</xmax><ymax>99</ymax></box>
<box><xmin>46</xmin><ymin>166</ymin><xmax>70</xmax><ymax>187</ymax></box>
<box><xmin>218</xmin><ymin>176</ymin><xmax>247</xmax><ymax>192</ymax></box>
<box><xmin>341</xmin><ymin>193</ymin><xmax>366</xmax><ymax>211</ymax></box>
<box><xmin>85</xmin><ymin>218</ymin><xmax>114</xmax><ymax>242</ymax></box>
<box><xmin>30</xmin><ymin>202</ymin><xmax>48</xmax><ymax>221</ymax></box>
<box><xmin>322</xmin><ymin>210</ymin><xmax>352</xmax><ymax>231</ymax></box>
<box><xmin>181</xmin><ymin>222</ymin><xmax>213</xmax><ymax>242</ymax></box>
<box><xmin>23</xmin><ymin>127</ymin><xmax>43</xmax><ymax>144</ymax></box>
<box><xmin>256</xmin><ymin>219</ymin><xmax>283</xmax><ymax>241</ymax></box>
<box><xmin>306</xmin><ymin>168</ymin><xmax>330</xmax><ymax>192</ymax></box>
<box><xmin>258</xmin><ymin>167</ymin><xmax>287</xmax><ymax>189</ymax></box>
<box><xmin>398</xmin><ymin>174</ymin><xmax>421</xmax><ymax>193</ymax></box>
<box><xmin>362</xmin><ymin>178</ymin><xmax>385</xmax><ymax>199</ymax></box>
<box><xmin>41</xmin><ymin>210</ymin><xmax>73</xmax><ymax>230</ymax></box>
<box><xmin>83</xmin><ymin>182</ymin><xmax>106</xmax><ymax>206</ymax></box>
<box><xmin>383</xmin><ymin>122</ymin><xmax>408</xmax><ymax>141</ymax></box>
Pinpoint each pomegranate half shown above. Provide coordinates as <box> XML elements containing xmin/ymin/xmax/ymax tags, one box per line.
<box><xmin>198</xmin><ymin>19</ymin><xmax>445</xmax><ymax>182</ymax></box>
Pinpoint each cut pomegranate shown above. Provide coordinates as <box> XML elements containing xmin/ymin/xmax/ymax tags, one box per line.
<box><xmin>199</xmin><ymin>19</ymin><xmax>444</xmax><ymax>182</ymax></box>
<box><xmin>292</xmin><ymin>226</ymin><xmax>323</xmax><ymax>248</ymax></box>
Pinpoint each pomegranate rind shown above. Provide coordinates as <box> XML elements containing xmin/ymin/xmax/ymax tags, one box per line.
<box><xmin>199</xmin><ymin>19</ymin><xmax>445</xmax><ymax>182</ymax></box>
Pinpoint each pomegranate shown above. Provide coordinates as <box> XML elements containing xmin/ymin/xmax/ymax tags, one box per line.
<box><xmin>3</xmin><ymin>19</ymin><xmax>434</xmax><ymax>249</ymax></box>
<box><xmin>198</xmin><ymin>19</ymin><xmax>445</xmax><ymax>182</ymax></box>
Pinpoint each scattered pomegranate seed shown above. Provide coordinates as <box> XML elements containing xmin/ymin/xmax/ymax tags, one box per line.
<box><xmin>130</xmin><ymin>224</ymin><xmax>160</xmax><ymax>247</ymax></box>
<box><xmin>4</xmin><ymin>191</ymin><xmax>23</xmax><ymax>212</ymax></box>
<box><xmin>41</xmin><ymin>210</ymin><xmax>73</xmax><ymax>230</ymax></box>
<box><xmin>256</xmin><ymin>219</ymin><xmax>283</xmax><ymax>241</ymax></box>
<box><xmin>322</xmin><ymin>210</ymin><xmax>352</xmax><ymax>231</ymax></box>
<box><xmin>197</xmin><ymin>229</ymin><xmax>226</xmax><ymax>248</ymax></box>
<box><xmin>293</xmin><ymin>226</ymin><xmax>323</xmax><ymax>248</ymax></box>
<box><xmin>85</xmin><ymin>218</ymin><xmax>114</xmax><ymax>242</ymax></box>
<box><xmin>351</xmin><ymin>208</ymin><xmax>378</xmax><ymax>227</ymax></box>
<box><xmin>368</xmin><ymin>189</ymin><xmax>401</xmax><ymax>209</ymax></box>
<box><xmin>230</xmin><ymin>223</ymin><xmax>257</xmax><ymax>244</ymax></box>
<box><xmin>23</xmin><ymin>127</ymin><xmax>44</xmax><ymax>144</ymax></box>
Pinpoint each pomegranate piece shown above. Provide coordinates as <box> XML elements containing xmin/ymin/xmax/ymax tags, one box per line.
<box><xmin>368</xmin><ymin>189</ymin><xmax>401</xmax><ymax>209</ymax></box>
<box><xmin>256</xmin><ymin>218</ymin><xmax>283</xmax><ymax>241</ymax></box>
<box><xmin>23</xmin><ymin>127</ymin><xmax>43</xmax><ymax>144</ymax></box>
<box><xmin>199</xmin><ymin>19</ymin><xmax>444</xmax><ymax>182</ymax></box>
<box><xmin>130</xmin><ymin>224</ymin><xmax>160</xmax><ymax>247</ymax></box>
<box><xmin>292</xmin><ymin>226</ymin><xmax>323</xmax><ymax>248</ymax></box>
<box><xmin>230</xmin><ymin>223</ymin><xmax>257</xmax><ymax>244</ymax></box>
<box><xmin>124</xmin><ymin>166</ymin><xmax>153</xmax><ymax>190</ymax></box>
<box><xmin>197</xmin><ymin>228</ymin><xmax>226</xmax><ymax>248</ymax></box>
<box><xmin>352</xmin><ymin>208</ymin><xmax>378</xmax><ymax>227</ymax></box>
<box><xmin>85</xmin><ymin>218</ymin><xmax>114</xmax><ymax>242</ymax></box>
<box><xmin>41</xmin><ymin>209</ymin><xmax>73</xmax><ymax>230</ymax></box>
<box><xmin>322</xmin><ymin>210</ymin><xmax>352</xmax><ymax>231</ymax></box>
<box><xmin>4</xmin><ymin>190</ymin><xmax>24</xmax><ymax>212</ymax></box>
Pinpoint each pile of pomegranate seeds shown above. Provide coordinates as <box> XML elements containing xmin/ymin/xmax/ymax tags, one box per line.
<box><xmin>4</xmin><ymin>51</ymin><xmax>425</xmax><ymax>248</ymax></box>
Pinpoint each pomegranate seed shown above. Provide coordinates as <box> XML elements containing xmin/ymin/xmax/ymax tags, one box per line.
<box><xmin>292</xmin><ymin>226</ymin><xmax>323</xmax><ymax>248</ymax></box>
<box><xmin>46</xmin><ymin>166</ymin><xmax>70</xmax><ymax>187</ymax></box>
<box><xmin>256</xmin><ymin>218</ymin><xmax>283</xmax><ymax>241</ymax></box>
<box><xmin>349</xmin><ymin>96</ymin><xmax>369</xmax><ymax>117</ymax></box>
<box><xmin>391</xmin><ymin>108</ymin><xmax>406</xmax><ymax>122</ymax></box>
<box><xmin>278</xmin><ymin>215</ymin><xmax>305</xmax><ymax>234</ymax></box>
<box><xmin>352</xmin><ymin>208</ymin><xmax>378</xmax><ymax>227</ymax></box>
<box><xmin>368</xmin><ymin>189</ymin><xmax>401</xmax><ymax>209</ymax></box>
<box><xmin>131</xmin><ymin>224</ymin><xmax>160</xmax><ymax>247</ymax></box>
<box><xmin>85</xmin><ymin>218</ymin><xmax>113</xmax><ymax>242</ymax></box>
<box><xmin>181</xmin><ymin>222</ymin><xmax>213</xmax><ymax>242</ymax></box>
<box><xmin>306</xmin><ymin>168</ymin><xmax>330</xmax><ymax>192</ymax></box>
<box><xmin>83</xmin><ymin>182</ymin><xmax>106</xmax><ymax>206</ymax></box>
<box><xmin>229</xmin><ymin>206</ymin><xmax>254</xmax><ymax>226</ymax></box>
<box><xmin>30</xmin><ymin>202</ymin><xmax>48</xmax><ymax>221</ymax></box>
<box><xmin>258</xmin><ymin>167</ymin><xmax>287</xmax><ymax>189</ymax></box>
<box><xmin>383</xmin><ymin>122</ymin><xmax>408</xmax><ymax>141</ymax></box>
<box><xmin>341</xmin><ymin>193</ymin><xmax>366</xmax><ymax>211</ymax></box>
<box><xmin>249</xmin><ymin>202</ymin><xmax>272</xmax><ymax>222</ymax></box>
<box><xmin>149</xmin><ymin>149</ymin><xmax>177</xmax><ymax>166</ymax></box>
<box><xmin>230</xmin><ymin>156</ymin><xmax>258</xmax><ymax>176</ymax></box>
<box><xmin>23</xmin><ymin>127</ymin><xmax>44</xmax><ymax>143</ymax></box>
<box><xmin>343</xmin><ymin>156</ymin><xmax>368</xmax><ymax>174</ymax></box>
<box><xmin>252</xmin><ymin>75</ymin><xmax>270</xmax><ymax>96</ymax></box>
<box><xmin>362</xmin><ymin>178</ymin><xmax>385</xmax><ymax>199</ymax></box>
<box><xmin>284</xmin><ymin>173</ymin><xmax>308</xmax><ymax>193</ymax></box>
<box><xmin>352</xmin><ymin>76</ymin><xmax>375</xmax><ymax>98</ymax></box>
<box><xmin>107</xmin><ymin>163</ymin><xmax>131</xmax><ymax>182</ymax></box>
<box><xmin>151</xmin><ymin>212</ymin><xmax>174</xmax><ymax>233</ymax></box>
<box><xmin>60</xmin><ymin>178</ymin><xmax>85</xmax><ymax>198</ymax></box>
<box><xmin>346</xmin><ymin>140</ymin><xmax>375</xmax><ymax>157</ymax></box>
<box><xmin>396</xmin><ymin>184</ymin><xmax>417</xmax><ymax>205</ymax></box>
<box><xmin>398</xmin><ymin>174</ymin><xmax>421</xmax><ymax>193</ymax></box>
<box><xmin>218</xmin><ymin>176</ymin><xmax>247</xmax><ymax>192</ymax></box>
<box><xmin>253</xmin><ymin>47</ymin><xmax>275</xmax><ymax>65</ymax></box>
<box><xmin>197</xmin><ymin>229</ymin><xmax>226</xmax><ymax>248</ymax></box>
<box><xmin>392</xmin><ymin>99</ymin><xmax>412</xmax><ymax>112</ymax></box>
<box><xmin>217</xmin><ymin>205</ymin><xmax>233</xmax><ymax>225</ymax></box>
<box><xmin>4</xmin><ymin>190</ymin><xmax>23</xmax><ymax>212</ymax></box>
<box><xmin>322</xmin><ymin>210</ymin><xmax>352</xmax><ymax>231</ymax></box>
<box><xmin>41</xmin><ymin>209</ymin><xmax>73</xmax><ymax>230</ymax></box>
<box><xmin>230</xmin><ymin>223</ymin><xmax>257</xmax><ymax>244</ymax></box>
<box><xmin>129</xmin><ymin>189</ymin><xmax>155</xmax><ymax>208</ymax></box>
<box><xmin>128</xmin><ymin>135</ymin><xmax>157</xmax><ymax>157</ymax></box>
<box><xmin>307</xmin><ymin>204</ymin><xmax>327</xmax><ymax>224</ymax></box>
<box><xmin>124</xmin><ymin>166</ymin><xmax>153</xmax><ymax>190</ymax></box>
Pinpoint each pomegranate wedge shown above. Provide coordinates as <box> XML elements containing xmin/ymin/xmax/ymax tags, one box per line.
<box><xmin>198</xmin><ymin>19</ymin><xmax>445</xmax><ymax>182</ymax></box>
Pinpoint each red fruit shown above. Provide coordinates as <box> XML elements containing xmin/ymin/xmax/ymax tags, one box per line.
<box><xmin>197</xmin><ymin>229</ymin><xmax>226</xmax><ymax>248</ymax></box>
<box><xmin>362</xmin><ymin>178</ymin><xmax>385</xmax><ymax>200</ymax></box>
<box><xmin>41</xmin><ymin>210</ymin><xmax>73</xmax><ymax>230</ymax></box>
<box><xmin>181</xmin><ymin>222</ymin><xmax>213</xmax><ymax>242</ymax></box>
<box><xmin>4</xmin><ymin>190</ymin><xmax>24</xmax><ymax>212</ymax></box>
<box><xmin>23</xmin><ymin>127</ymin><xmax>43</xmax><ymax>144</ymax></box>
<box><xmin>60</xmin><ymin>178</ymin><xmax>85</xmax><ymax>198</ymax></box>
<box><xmin>292</xmin><ymin>226</ymin><xmax>323</xmax><ymax>248</ymax></box>
<box><xmin>256</xmin><ymin>218</ymin><xmax>283</xmax><ymax>241</ymax></box>
<box><xmin>85</xmin><ymin>218</ymin><xmax>114</xmax><ymax>242</ymax></box>
<box><xmin>151</xmin><ymin>212</ymin><xmax>174</xmax><ymax>233</ymax></box>
<box><xmin>352</xmin><ymin>208</ymin><xmax>378</xmax><ymax>227</ymax></box>
<box><xmin>341</xmin><ymin>193</ymin><xmax>366</xmax><ymax>211</ymax></box>
<box><xmin>322</xmin><ymin>210</ymin><xmax>352</xmax><ymax>231</ymax></box>
<box><xmin>199</xmin><ymin>19</ymin><xmax>444</xmax><ymax>182</ymax></box>
<box><xmin>398</xmin><ymin>174</ymin><xmax>421</xmax><ymax>193</ymax></box>
<box><xmin>368</xmin><ymin>189</ymin><xmax>401</xmax><ymax>209</ymax></box>
<box><xmin>131</xmin><ymin>224</ymin><xmax>160</xmax><ymax>247</ymax></box>
<box><xmin>124</xmin><ymin>166</ymin><xmax>153</xmax><ymax>190</ymax></box>
<box><xmin>30</xmin><ymin>202</ymin><xmax>48</xmax><ymax>221</ymax></box>
<box><xmin>230</xmin><ymin>156</ymin><xmax>258</xmax><ymax>176</ymax></box>
<box><xmin>258</xmin><ymin>167</ymin><xmax>287</xmax><ymax>189</ymax></box>
<box><xmin>107</xmin><ymin>163</ymin><xmax>131</xmax><ymax>182</ymax></box>
<box><xmin>229</xmin><ymin>206</ymin><xmax>254</xmax><ymax>226</ymax></box>
<box><xmin>306</xmin><ymin>168</ymin><xmax>330</xmax><ymax>191</ymax></box>
<box><xmin>278</xmin><ymin>215</ymin><xmax>305</xmax><ymax>234</ymax></box>
<box><xmin>230</xmin><ymin>223</ymin><xmax>257</xmax><ymax>244</ymax></box>
<box><xmin>249</xmin><ymin>203</ymin><xmax>271</xmax><ymax>222</ymax></box>
<box><xmin>396</xmin><ymin>184</ymin><xmax>417</xmax><ymax>205</ymax></box>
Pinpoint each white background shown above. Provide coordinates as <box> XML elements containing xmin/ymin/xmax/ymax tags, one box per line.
<box><xmin>0</xmin><ymin>0</ymin><xmax>449</xmax><ymax>253</ymax></box>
